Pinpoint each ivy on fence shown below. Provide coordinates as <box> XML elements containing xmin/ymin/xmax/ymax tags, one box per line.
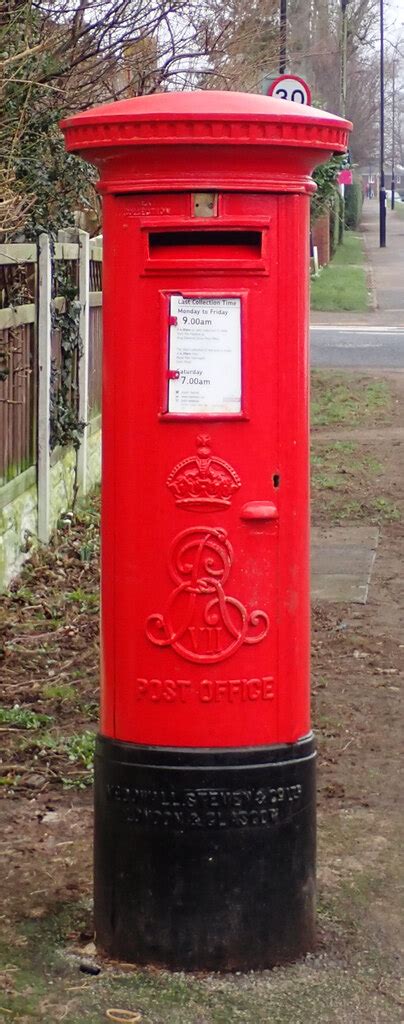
<box><xmin>311</xmin><ymin>154</ymin><xmax>345</xmax><ymax>224</ymax></box>
<box><xmin>50</xmin><ymin>255</ymin><xmax>85</xmax><ymax>452</ymax></box>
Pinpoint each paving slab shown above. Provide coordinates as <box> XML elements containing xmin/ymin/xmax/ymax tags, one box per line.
<box><xmin>311</xmin><ymin>525</ymin><xmax>379</xmax><ymax>604</ymax></box>
<box><xmin>362</xmin><ymin>202</ymin><xmax>404</xmax><ymax>317</ymax></box>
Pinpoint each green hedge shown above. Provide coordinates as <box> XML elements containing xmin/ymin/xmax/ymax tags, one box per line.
<box><xmin>339</xmin><ymin>193</ymin><xmax>345</xmax><ymax>243</ymax></box>
<box><xmin>329</xmin><ymin>191</ymin><xmax>343</xmax><ymax>256</ymax></box>
<box><xmin>344</xmin><ymin>181</ymin><xmax>363</xmax><ymax>229</ymax></box>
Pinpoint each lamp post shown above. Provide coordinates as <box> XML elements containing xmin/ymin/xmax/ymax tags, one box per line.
<box><xmin>340</xmin><ymin>0</ymin><xmax>349</xmax><ymax>118</ymax></box>
<box><xmin>385</xmin><ymin>39</ymin><xmax>404</xmax><ymax>212</ymax></box>
<box><xmin>280</xmin><ymin>0</ymin><xmax>287</xmax><ymax>74</ymax></box>
<box><xmin>391</xmin><ymin>59</ymin><xmax>396</xmax><ymax>210</ymax></box>
<box><xmin>339</xmin><ymin>1</ymin><xmax>349</xmax><ymax>242</ymax></box>
<box><xmin>380</xmin><ymin>0</ymin><xmax>386</xmax><ymax>247</ymax></box>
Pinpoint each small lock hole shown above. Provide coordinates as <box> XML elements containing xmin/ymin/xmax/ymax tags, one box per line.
<box><xmin>273</xmin><ymin>474</ymin><xmax>280</xmax><ymax>488</ymax></box>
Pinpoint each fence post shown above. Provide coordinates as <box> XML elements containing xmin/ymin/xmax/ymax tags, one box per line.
<box><xmin>37</xmin><ymin>233</ymin><xmax>52</xmax><ymax>543</ymax></box>
<box><xmin>77</xmin><ymin>229</ymin><xmax>90</xmax><ymax>494</ymax></box>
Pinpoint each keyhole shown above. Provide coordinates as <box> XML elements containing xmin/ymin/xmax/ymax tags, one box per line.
<box><xmin>273</xmin><ymin>474</ymin><xmax>280</xmax><ymax>488</ymax></box>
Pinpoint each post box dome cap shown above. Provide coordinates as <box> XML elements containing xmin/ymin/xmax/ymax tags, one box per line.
<box><xmin>61</xmin><ymin>89</ymin><xmax>351</xmax><ymax>155</ymax></box>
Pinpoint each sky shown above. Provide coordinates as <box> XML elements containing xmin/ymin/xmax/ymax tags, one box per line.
<box><xmin>385</xmin><ymin>0</ymin><xmax>404</xmax><ymax>42</ymax></box>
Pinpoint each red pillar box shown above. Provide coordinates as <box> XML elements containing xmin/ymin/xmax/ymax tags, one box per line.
<box><xmin>61</xmin><ymin>92</ymin><xmax>351</xmax><ymax>971</ymax></box>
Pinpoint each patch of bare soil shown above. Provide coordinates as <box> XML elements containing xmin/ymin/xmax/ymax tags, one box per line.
<box><xmin>0</xmin><ymin>499</ymin><xmax>100</xmax><ymax>793</ymax></box>
<box><xmin>310</xmin><ymin>373</ymin><xmax>403</xmax><ymax>819</ymax></box>
<box><xmin>0</xmin><ymin>501</ymin><xmax>100</xmax><ymax>943</ymax></box>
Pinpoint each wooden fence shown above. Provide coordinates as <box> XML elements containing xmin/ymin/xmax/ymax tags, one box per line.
<box><xmin>0</xmin><ymin>230</ymin><xmax>102</xmax><ymax>546</ymax></box>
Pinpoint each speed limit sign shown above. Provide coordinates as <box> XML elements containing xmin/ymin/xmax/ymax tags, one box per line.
<box><xmin>267</xmin><ymin>74</ymin><xmax>311</xmax><ymax>105</ymax></box>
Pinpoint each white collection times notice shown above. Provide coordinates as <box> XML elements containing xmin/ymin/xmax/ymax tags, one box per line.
<box><xmin>168</xmin><ymin>295</ymin><xmax>242</xmax><ymax>415</ymax></box>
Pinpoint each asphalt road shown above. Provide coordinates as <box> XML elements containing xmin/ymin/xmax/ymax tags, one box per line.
<box><xmin>310</xmin><ymin>326</ymin><xmax>404</xmax><ymax>369</ymax></box>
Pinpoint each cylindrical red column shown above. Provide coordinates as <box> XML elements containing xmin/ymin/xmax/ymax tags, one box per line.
<box><xmin>61</xmin><ymin>92</ymin><xmax>351</xmax><ymax>971</ymax></box>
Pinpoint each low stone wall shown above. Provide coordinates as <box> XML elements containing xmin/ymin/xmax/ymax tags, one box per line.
<box><xmin>312</xmin><ymin>212</ymin><xmax>331</xmax><ymax>267</ymax></box>
<box><xmin>49</xmin><ymin>447</ymin><xmax>77</xmax><ymax>534</ymax></box>
<box><xmin>87</xmin><ymin>416</ymin><xmax>102</xmax><ymax>493</ymax></box>
<box><xmin>0</xmin><ymin>469</ymin><xmax>38</xmax><ymax>590</ymax></box>
<box><xmin>0</xmin><ymin>422</ymin><xmax>101</xmax><ymax>592</ymax></box>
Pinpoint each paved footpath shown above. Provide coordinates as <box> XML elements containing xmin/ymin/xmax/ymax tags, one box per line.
<box><xmin>361</xmin><ymin>199</ymin><xmax>404</xmax><ymax>322</ymax></box>
<box><xmin>311</xmin><ymin>199</ymin><xmax>404</xmax><ymax>329</ymax></box>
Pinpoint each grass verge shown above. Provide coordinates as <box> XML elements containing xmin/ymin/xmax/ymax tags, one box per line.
<box><xmin>310</xmin><ymin>372</ymin><xmax>402</xmax><ymax>524</ymax></box>
<box><xmin>311</xmin><ymin>371</ymin><xmax>392</xmax><ymax>427</ymax></box>
<box><xmin>331</xmin><ymin>231</ymin><xmax>365</xmax><ymax>266</ymax></box>
<box><xmin>311</xmin><ymin>231</ymin><xmax>370</xmax><ymax>311</ymax></box>
<box><xmin>311</xmin><ymin>440</ymin><xmax>401</xmax><ymax>524</ymax></box>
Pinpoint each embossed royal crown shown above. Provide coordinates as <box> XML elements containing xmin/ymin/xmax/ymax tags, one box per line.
<box><xmin>167</xmin><ymin>435</ymin><xmax>241</xmax><ymax>512</ymax></box>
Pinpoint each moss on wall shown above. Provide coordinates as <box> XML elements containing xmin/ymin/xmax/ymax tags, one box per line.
<box><xmin>87</xmin><ymin>424</ymin><xmax>101</xmax><ymax>493</ymax></box>
<box><xmin>0</xmin><ymin>470</ymin><xmax>38</xmax><ymax>590</ymax></box>
<box><xmin>0</xmin><ymin>425</ymin><xmax>101</xmax><ymax>592</ymax></box>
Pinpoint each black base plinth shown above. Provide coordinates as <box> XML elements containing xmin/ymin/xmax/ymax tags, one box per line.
<box><xmin>94</xmin><ymin>734</ymin><xmax>316</xmax><ymax>971</ymax></box>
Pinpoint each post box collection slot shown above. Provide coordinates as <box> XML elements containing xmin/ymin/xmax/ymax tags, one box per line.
<box><xmin>148</xmin><ymin>230</ymin><xmax>262</xmax><ymax>259</ymax></box>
